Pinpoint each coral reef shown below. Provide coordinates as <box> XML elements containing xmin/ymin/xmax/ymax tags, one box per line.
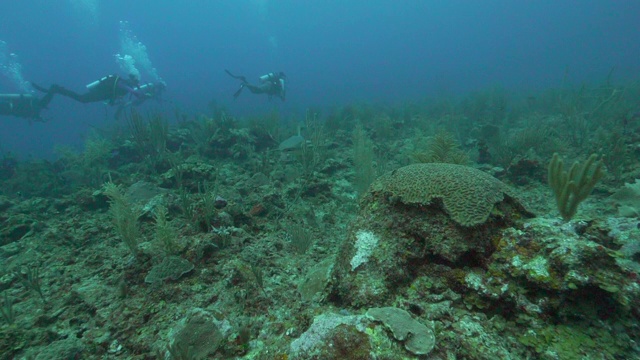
<box><xmin>1</xmin><ymin>82</ymin><xmax>640</xmax><ymax>359</ymax></box>
<box><xmin>328</xmin><ymin>163</ymin><xmax>533</xmax><ymax>307</ymax></box>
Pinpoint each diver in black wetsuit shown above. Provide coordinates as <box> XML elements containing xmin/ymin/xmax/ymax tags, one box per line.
<box><xmin>225</xmin><ymin>70</ymin><xmax>286</xmax><ymax>101</ymax></box>
<box><xmin>32</xmin><ymin>74</ymin><xmax>142</xmax><ymax>105</ymax></box>
<box><xmin>0</xmin><ymin>88</ymin><xmax>56</xmax><ymax>122</ymax></box>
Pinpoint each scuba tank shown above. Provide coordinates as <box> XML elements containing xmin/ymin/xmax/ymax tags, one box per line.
<box><xmin>86</xmin><ymin>75</ymin><xmax>115</xmax><ymax>89</ymax></box>
<box><xmin>136</xmin><ymin>83</ymin><xmax>154</xmax><ymax>97</ymax></box>
<box><xmin>0</xmin><ymin>94</ymin><xmax>36</xmax><ymax>112</ymax></box>
<box><xmin>259</xmin><ymin>73</ymin><xmax>276</xmax><ymax>82</ymax></box>
<box><xmin>0</xmin><ymin>94</ymin><xmax>35</xmax><ymax>99</ymax></box>
<box><xmin>0</xmin><ymin>94</ymin><xmax>36</xmax><ymax>106</ymax></box>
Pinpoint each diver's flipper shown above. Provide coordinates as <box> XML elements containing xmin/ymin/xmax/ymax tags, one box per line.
<box><xmin>225</xmin><ymin>69</ymin><xmax>247</xmax><ymax>83</ymax></box>
<box><xmin>233</xmin><ymin>84</ymin><xmax>244</xmax><ymax>99</ymax></box>
<box><xmin>31</xmin><ymin>82</ymin><xmax>49</xmax><ymax>93</ymax></box>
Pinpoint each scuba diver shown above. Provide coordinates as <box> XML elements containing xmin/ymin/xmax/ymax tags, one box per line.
<box><xmin>0</xmin><ymin>88</ymin><xmax>56</xmax><ymax>122</ymax></box>
<box><xmin>32</xmin><ymin>74</ymin><xmax>142</xmax><ymax>105</ymax></box>
<box><xmin>114</xmin><ymin>81</ymin><xmax>167</xmax><ymax>119</ymax></box>
<box><xmin>225</xmin><ymin>70</ymin><xmax>286</xmax><ymax>101</ymax></box>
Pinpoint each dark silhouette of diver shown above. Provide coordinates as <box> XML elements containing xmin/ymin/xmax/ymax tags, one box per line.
<box><xmin>225</xmin><ymin>70</ymin><xmax>286</xmax><ymax>101</ymax></box>
<box><xmin>32</xmin><ymin>74</ymin><xmax>142</xmax><ymax>105</ymax></box>
<box><xmin>0</xmin><ymin>88</ymin><xmax>56</xmax><ymax>122</ymax></box>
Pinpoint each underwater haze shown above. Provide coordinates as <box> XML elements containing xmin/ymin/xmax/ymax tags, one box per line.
<box><xmin>0</xmin><ymin>0</ymin><xmax>639</xmax><ymax>157</ymax></box>
<box><xmin>4</xmin><ymin>2</ymin><xmax>640</xmax><ymax>359</ymax></box>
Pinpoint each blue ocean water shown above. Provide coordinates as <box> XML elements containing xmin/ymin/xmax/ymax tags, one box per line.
<box><xmin>0</xmin><ymin>0</ymin><xmax>638</xmax><ymax>158</ymax></box>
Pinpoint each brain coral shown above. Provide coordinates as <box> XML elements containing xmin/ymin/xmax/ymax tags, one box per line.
<box><xmin>371</xmin><ymin>163</ymin><xmax>519</xmax><ymax>226</ymax></box>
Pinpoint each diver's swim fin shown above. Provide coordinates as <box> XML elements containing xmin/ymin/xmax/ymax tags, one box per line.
<box><xmin>225</xmin><ymin>69</ymin><xmax>247</xmax><ymax>83</ymax></box>
<box><xmin>233</xmin><ymin>84</ymin><xmax>244</xmax><ymax>99</ymax></box>
<box><xmin>31</xmin><ymin>82</ymin><xmax>49</xmax><ymax>93</ymax></box>
<box><xmin>31</xmin><ymin>83</ymin><xmax>61</xmax><ymax>95</ymax></box>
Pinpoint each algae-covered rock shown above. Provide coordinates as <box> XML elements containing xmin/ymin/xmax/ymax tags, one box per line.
<box><xmin>609</xmin><ymin>179</ymin><xmax>640</xmax><ymax>217</ymax></box>
<box><xmin>491</xmin><ymin>217</ymin><xmax>640</xmax><ymax>313</ymax></box>
<box><xmin>328</xmin><ymin>164</ymin><xmax>532</xmax><ymax>307</ymax></box>
<box><xmin>145</xmin><ymin>256</ymin><xmax>194</xmax><ymax>284</ymax></box>
<box><xmin>289</xmin><ymin>312</ymin><xmax>370</xmax><ymax>359</ymax></box>
<box><xmin>169</xmin><ymin>313</ymin><xmax>223</xmax><ymax>359</ymax></box>
<box><xmin>298</xmin><ymin>258</ymin><xmax>333</xmax><ymax>302</ymax></box>
<box><xmin>517</xmin><ymin>323</ymin><xmax>627</xmax><ymax>359</ymax></box>
<box><xmin>0</xmin><ymin>195</ymin><xmax>14</xmax><ymax>212</ymax></box>
<box><xmin>0</xmin><ymin>214</ymin><xmax>35</xmax><ymax>245</ymax></box>
<box><xmin>366</xmin><ymin>306</ymin><xmax>435</xmax><ymax>355</ymax></box>
<box><xmin>278</xmin><ymin>134</ymin><xmax>305</xmax><ymax>151</ymax></box>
